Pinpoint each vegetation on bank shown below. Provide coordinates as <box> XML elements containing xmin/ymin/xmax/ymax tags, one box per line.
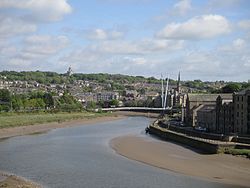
<box><xmin>0</xmin><ymin>89</ymin><xmax>82</xmax><ymax>112</ymax></box>
<box><xmin>224</xmin><ymin>148</ymin><xmax>250</xmax><ymax>158</ymax></box>
<box><xmin>0</xmin><ymin>112</ymin><xmax>111</xmax><ymax>129</ymax></box>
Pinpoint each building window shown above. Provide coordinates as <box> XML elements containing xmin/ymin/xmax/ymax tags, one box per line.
<box><xmin>237</xmin><ymin>96</ymin><xmax>239</xmax><ymax>101</ymax></box>
<box><xmin>237</xmin><ymin>104</ymin><xmax>239</xmax><ymax>109</ymax></box>
<box><xmin>242</xmin><ymin>96</ymin><xmax>244</xmax><ymax>102</ymax></box>
<box><xmin>242</xmin><ymin>104</ymin><xmax>243</xmax><ymax>109</ymax></box>
<box><xmin>237</xmin><ymin>112</ymin><xmax>239</xmax><ymax>117</ymax></box>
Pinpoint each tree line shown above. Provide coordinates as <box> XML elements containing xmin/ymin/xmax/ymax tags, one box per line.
<box><xmin>0</xmin><ymin>71</ymin><xmax>162</xmax><ymax>85</ymax></box>
<box><xmin>0</xmin><ymin>89</ymin><xmax>82</xmax><ymax>112</ymax></box>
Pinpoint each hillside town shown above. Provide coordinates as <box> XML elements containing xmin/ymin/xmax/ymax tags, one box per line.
<box><xmin>0</xmin><ymin>68</ymin><xmax>250</xmax><ymax>136</ymax></box>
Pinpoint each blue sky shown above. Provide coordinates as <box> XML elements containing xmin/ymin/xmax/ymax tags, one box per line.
<box><xmin>0</xmin><ymin>0</ymin><xmax>250</xmax><ymax>81</ymax></box>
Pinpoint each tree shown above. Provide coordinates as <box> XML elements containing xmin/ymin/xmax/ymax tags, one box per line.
<box><xmin>0</xmin><ymin>89</ymin><xmax>11</xmax><ymax>102</ymax></box>
<box><xmin>11</xmin><ymin>95</ymin><xmax>23</xmax><ymax>111</ymax></box>
<box><xmin>221</xmin><ymin>83</ymin><xmax>241</xmax><ymax>93</ymax></box>
<box><xmin>87</xmin><ymin>101</ymin><xmax>96</xmax><ymax>109</ymax></box>
<box><xmin>0</xmin><ymin>89</ymin><xmax>11</xmax><ymax>111</ymax></box>
<box><xmin>44</xmin><ymin>93</ymin><xmax>54</xmax><ymax>108</ymax></box>
<box><xmin>109</xmin><ymin>99</ymin><xmax>119</xmax><ymax>107</ymax></box>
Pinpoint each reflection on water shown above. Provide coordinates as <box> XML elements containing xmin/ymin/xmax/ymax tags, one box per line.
<box><xmin>0</xmin><ymin>117</ymin><xmax>236</xmax><ymax>188</ymax></box>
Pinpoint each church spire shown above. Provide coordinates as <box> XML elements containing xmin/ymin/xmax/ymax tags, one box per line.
<box><xmin>177</xmin><ymin>71</ymin><xmax>180</xmax><ymax>93</ymax></box>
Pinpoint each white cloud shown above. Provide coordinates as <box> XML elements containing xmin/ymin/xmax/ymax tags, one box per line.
<box><xmin>87</xmin><ymin>29</ymin><xmax>124</xmax><ymax>40</ymax></box>
<box><xmin>125</xmin><ymin>57</ymin><xmax>147</xmax><ymax>65</ymax></box>
<box><xmin>173</xmin><ymin>0</ymin><xmax>192</xmax><ymax>16</ymax></box>
<box><xmin>22</xmin><ymin>35</ymin><xmax>69</xmax><ymax>56</ymax></box>
<box><xmin>238</xmin><ymin>20</ymin><xmax>250</xmax><ymax>30</ymax></box>
<box><xmin>0</xmin><ymin>0</ymin><xmax>72</xmax><ymax>22</ymax></box>
<box><xmin>1</xmin><ymin>34</ymin><xmax>70</xmax><ymax>71</ymax></box>
<box><xmin>219</xmin><ymin>38</ymin><xmax>247</xmax><ymax>52</ymax></box>
<box><xmin>233</xmin><ymin>38</ymin><xmax>246</xmax><ymax>49</ymax></box>
<box><xmin>157</xmin><ymin>15</ymin><xmax>231</xmax><ymax>40</ymax></box>
<box><xmin>0</xmin><ymin>16</ymin><xmax>37</xmax><ymax>38</ymax></box>
<box><xmin>140</xmin><ymin>39</ymin><xmax>184</xmax><ymax>52</ymax></box>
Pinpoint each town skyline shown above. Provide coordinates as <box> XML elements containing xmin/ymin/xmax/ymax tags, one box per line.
<box><xmin>1</xmin><ymin>68</ymin><xmax>250</xmax><ymax>83</ymax></box>
<box><xmin>0</xmin><ymin>0</ymin><xmax>250</xmax><ymax>81</ymax></box>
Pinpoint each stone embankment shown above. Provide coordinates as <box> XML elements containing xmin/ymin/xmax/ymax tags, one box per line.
<box><xmin>148</xmin><ymin>120</ymin><xmax>250</xmax><ymax>154</ymax></box>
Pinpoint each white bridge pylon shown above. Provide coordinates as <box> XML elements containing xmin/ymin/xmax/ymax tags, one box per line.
<box><xmin>161</xmin><ymin>74</ymin><xmax>169</xmax><ymax>110</ymax></box>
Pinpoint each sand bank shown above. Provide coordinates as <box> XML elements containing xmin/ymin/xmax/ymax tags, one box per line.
<box><xmin>111</xmin><ymin>135</ymin><xmax>250</xmax><ymax>187</ymax></box>
<box><xmin>0</xmin><ymin>115</ymin><xmax>125</xmax><ymax>139</ymax></box>
<box><xmin>0</xmin><ymin>172</ymin><xmax>40</xmax><ymax>188</ymax></box>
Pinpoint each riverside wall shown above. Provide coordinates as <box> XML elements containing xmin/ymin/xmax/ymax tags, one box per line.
<box><xmin>148</xmin><ymin>125</ymin><xmax>236</xmax><ymax>154</ymax></box>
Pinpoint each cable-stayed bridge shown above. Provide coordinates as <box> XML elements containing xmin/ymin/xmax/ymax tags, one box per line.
<box><xmin>101</xmin><ymin>107</ymin><xmax>172</xmax><ymax>113</ymax></box>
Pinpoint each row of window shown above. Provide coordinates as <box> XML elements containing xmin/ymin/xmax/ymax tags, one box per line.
<box><xmin>236</xmin><ymin>111</ymin><xmax>244</xmax><ymax>117</ymax></box>
<box><xmin>236</xmin><ymin>103</ymin><xmax>244</xmax><ymax>109</ymax></box>
<box><xmin>236</xmin><ymin>96</ymin><xmax>244</xmax><ymax>102</ymax></box>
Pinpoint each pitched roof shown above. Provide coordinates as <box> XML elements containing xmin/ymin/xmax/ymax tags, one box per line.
<box><xmin>188</xmin><ymin>93</ymin><xmax>232</xmax><ymax>102</ymax></box>
<box><xmin>197</xmin><ymin>104</ymin><xmax>216</xmax><ymax>112</ymax></box>
<box><xmin>235</xmin><ymin>87</ymin><xmax>250</xmax><ymax>95</ymax></box>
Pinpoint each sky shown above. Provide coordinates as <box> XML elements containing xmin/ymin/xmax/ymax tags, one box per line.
<box><xmin>0</xmin><ymin>0</ymin><xmax>250</xmax><ymax>81</ymax></box>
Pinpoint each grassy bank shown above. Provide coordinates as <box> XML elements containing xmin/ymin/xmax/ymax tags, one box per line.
<box><xmin>0</xmin><ymin>112</ymin><xmax>111</xmax><ymax>129</ymax></box>
<box><xmin>225</xmin><ymin>148</ymin><xmax>250</xmax><ymax>158</ymax></box>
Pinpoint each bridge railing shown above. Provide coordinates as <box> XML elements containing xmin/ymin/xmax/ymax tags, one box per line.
<box><xmin>101</xmin><ymin>107</ymin><xmax>172</xmax><ymax>111</ymax></box>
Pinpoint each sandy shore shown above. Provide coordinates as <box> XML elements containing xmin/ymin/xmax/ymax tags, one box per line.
<box><xmin>0</xmin><ymin>111</ymin><xmax>158</xmax><ymax>140</ymax></box>
<box><xmin>0</xmin><ymin>172</ymin><xmax>41</xmax><ymax>188</ymax></box>
<box><xmin>0</xmin><ymin>115</ymin><xmax>126</xmax><ymax>139</ymax></box>
<box><xmin>111</xmin><ymin>135</ymin><xmax>250</xmax><ymax>187</ymax></box>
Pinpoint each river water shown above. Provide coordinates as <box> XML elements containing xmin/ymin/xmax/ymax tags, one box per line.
<box><xmin>0</xmin><ymin>117</ymin><xmax>237</xmax><ymax>188</ymax></box>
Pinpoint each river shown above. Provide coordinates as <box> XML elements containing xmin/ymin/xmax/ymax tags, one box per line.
<box><xmin>0</xmin><ymin>117</ymin><xmax>237</xmax><ymax>188</ymax></box>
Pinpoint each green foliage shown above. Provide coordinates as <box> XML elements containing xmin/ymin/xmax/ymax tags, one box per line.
<box><xmin>82</xmin><ymin>86</ymin><xmax>93</xmax><ymax>92</ymax></box>
<box><xmin>225</xmin><ymin>148</ymin><xmax>250</xmax><ymax>158</ymax></box>
<box><xmin>241</xmin><ymin>82</ymin><xmax>250</xmax><ymax>89</ymax></box>
<box><xmin>43</xmin><ymin>93</ymin><xmax>54</xmax><ymax>108</ymax></box>
<box><xmin>137</xmin><ymin>88</ymin><xmax>146</xmax><ymax>95</ymax></box>
<box><xmin>11</xmin><ymin>95</ymin><xmax>23</xmax><ymax>111</ymax></box>
<box><xmin>111</xmin><ymin>82</ymin><xmax>125</xmax><ymax>90</ymax></box>
<box><xmin>0</xmin><ymin>89</ymin><xmax>11</xmax><ymax>111</ymax></box>
<box><xmin>0</xmin><ymin>71</ymin><xmax>161</xmax><ymax>85</ymax></box>
<box><xmin>221</xmin><ymin>83</ymin><xmax>241</xmax><ymax>93</ymax></box>
<box><xmin>184</xmin><ymin>80</ymin><xmax>205</xmax><ymax>89</ymax></box>
<box><xmin>86</xmin><ymin>101</ymin><xmax>96</xmax><ymax>109</ymax></box>
<box><xmin>109</xmin><ymin>99</ymin><xmax>119</xmax><ymax>107</ymax></box>
<box><xmin>56</xmin><ymin>93</ymin><xmax>82</xmax><ymax>112</ymax></box>
<box><xmin>0</xmin><ymin>90</ymin><xmax>81</xmax><ymax>112</ymax></box>
<box><xmin>0</xmin><ymin>112</ymin><xmax>110</xmax><ymax>129</ymax></box>
<box><xmin>0</xmin><ymin>89</ymin><xmax>11</xmax><ymax>102</ymax></box>
<box><xmin>124</xmin><ymin>100</ymin><xmax>138</xmax><ymax>107</ymax></box>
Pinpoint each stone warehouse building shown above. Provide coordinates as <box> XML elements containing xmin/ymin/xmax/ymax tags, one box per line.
<box><xmin>185</xmin><ymin>93</ymin><xmax>232</xmax><ymax>127</ymax></box>
<box><xmin>215</xmin><ymin>95</ymin><xmax>233</xmax><ymax>134</ymax></box>
<box><xmin>187</xmin><ymin>88</ymin><xmax>250</xmax><ymax>135</ymax></box>
<box><xmin>196</xmin><ymin>105</ymin><xmax>216</xmax><ymax>132</ymax></box>
<box><xmin>233</xmin><ymin>88</ymin><xmax>250</xmax><ymax>134</ymax></box>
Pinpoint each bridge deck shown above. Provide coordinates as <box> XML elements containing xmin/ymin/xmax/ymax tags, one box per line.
<box><xmin>101</xmin><ymin>107</ymin><xmax>172</xmax><ymax>112</ymax></box>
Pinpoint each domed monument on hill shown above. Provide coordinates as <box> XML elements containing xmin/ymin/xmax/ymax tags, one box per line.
<box><xmin>66</xmin><ymin>66</ymin><xmax>73</xmax><ymax>76</ymax></box>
